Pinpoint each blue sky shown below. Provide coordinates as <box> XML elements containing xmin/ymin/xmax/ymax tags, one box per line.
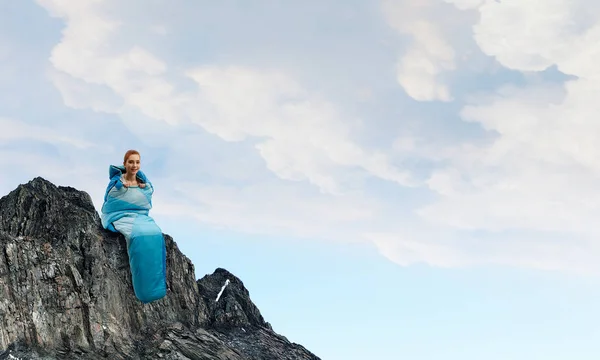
<box><xmin>2</xmin><ymin>0</ymin><xmax>600</xmax><ymax>358</ymax></box>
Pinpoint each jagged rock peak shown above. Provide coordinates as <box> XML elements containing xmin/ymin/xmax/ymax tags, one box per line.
<box><xmin>0</xmin><ymin>176</ymin><xmax>98</xmax><ymax>241</ymax></box>
<box><xmin>3</xmin><ymin>176</ymin><xmax>96</xmax><ymax>212</ymax></box>
<box><xmin>0</xmin><ymin>178</ymin><xmax>321</xmax><ymax>360</ymax></box>
<box><xmin>198</xmin><ymin>268</ymin><xmax>271</xmax><ymax>330</ymax></box>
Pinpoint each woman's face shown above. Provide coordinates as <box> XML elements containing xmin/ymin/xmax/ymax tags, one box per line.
<box><xmin>124</xmin><ymin>154</ymin><xmax>141</xmax><ymax>174</ymax></box>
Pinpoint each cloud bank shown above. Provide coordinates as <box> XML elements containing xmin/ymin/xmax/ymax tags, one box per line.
<box><xmin>1</xmin><ymin>0</ymin><xmax>600</xmax><ymax>275</ymax></box>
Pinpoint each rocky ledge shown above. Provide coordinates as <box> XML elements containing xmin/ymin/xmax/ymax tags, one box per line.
<box><xmin>0</xmin><ymin>177</ymin><xmax>320</xmax><ymax>360</ymax></box>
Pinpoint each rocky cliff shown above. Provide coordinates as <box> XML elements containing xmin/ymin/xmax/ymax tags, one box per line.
<box><xmin>0</xmin><ymin>177</ymin><xmax>320</xmax><ymax>360</ymax></box>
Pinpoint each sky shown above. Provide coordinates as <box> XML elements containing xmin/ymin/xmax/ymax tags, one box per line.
<box><xmin>1</xmin><ymin>0</ymin><xmax>600</xmax><ymax>359</ymax></box>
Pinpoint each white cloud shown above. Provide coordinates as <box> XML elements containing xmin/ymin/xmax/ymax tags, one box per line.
<box><xmin>369</xmin><ymin>229</ymin><xmax>600</xmax><ymax>275</ymax></box>
<box><xmin>51</xmin><ymin>42</ymin><xmax>179</xmax><ymax>124</ymax></box>
<box><xmin>152</xmin><ymin>180</ymin><xmax>379</xmax><ymax>242</ymax></box>
<box><xmin>473</xmin><ymin>0</ymin><xmax>588</xmax><ymax>72</ymax></box>
<box><xmin>22</xmin><ymin>0</ymin><xmax>423</xmax><ymax>261</ymax></box>
<box><xmin>48</xmin><ymin>70</ymin><xmax>123</xmax><ymax>113</ymax></box>
<box><xmin>444</xmin><ymin>0</ymin><xmax>484</xmax><ymax>11</ymax></box>
<box><xmin>38</xmin><ymin>1</ymin><xmax>181</xmax><ymax>126</ymax></box>
<box><xmin>395</xmin><ymin>22</ymin><xmax>456</xmax><ymax>102</ymax></box>
<box><xmin>369</xmin><ymin>0</ymin><xmax>600</xmax><ymax>274</ymax></box>
<box><xmin>10</xmin><ymin>0</ymin><xmax>600</xmax><ymax>277</ymax></box>
<box><xmin>366</xmin><ymin>230</ymin><xmax>467</xmax><ymax>268</ymax></box>
<box><xmin>185</xmin><ymin>66</ymin><xmax>416</xmax><ymax>193</ymax></box>
<box><xmin>382</xmin><ymin>0</ymin><xmax>459</xmax><ymax>102</ymax></box>
<box><xmin>150</xmin><ymin>25</ymin><xmax>168</xmax><ymax>36</ymax></box>
<box><xmin>0</xmin><ymin>117</ymin><xmax>94</xmax><ymax>148</ymax></box>
<box><xmin>417</xmin><ymin>81</ymin><xmax>600</xmax><ymax>234</ymax></box>
<box><xmin>38</xmin><ymin>0</ymin><xmax>416</xmax><ymax>195</ymax></box>
<box><xmin>415</xmin><ymin>0</ymin><xmax>600</xmax><ymax>235</ymax></box>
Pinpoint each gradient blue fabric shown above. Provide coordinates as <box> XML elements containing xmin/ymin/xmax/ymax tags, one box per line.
<box><xmin>101</xmin><ymin>165</ymin><xmax>167</xmax><ymax>303</ymax></box>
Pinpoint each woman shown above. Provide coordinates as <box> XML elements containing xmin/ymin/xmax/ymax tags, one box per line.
<box><xmin>101</xmin><ymin>150</ymin><xmax>167</xmax><ymax>303</ymax></box>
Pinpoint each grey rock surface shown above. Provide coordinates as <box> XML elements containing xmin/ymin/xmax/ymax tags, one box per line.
<box><xmin>0</xmin><ymin>177</ymin><xmax>321</xmax><ymax>360</ymax></box>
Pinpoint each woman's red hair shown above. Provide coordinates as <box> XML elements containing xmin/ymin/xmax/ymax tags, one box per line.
<box><xmin>123</xmin><ymin>149</ymin><xmax>141</xmax><ymax>164</ymax></box>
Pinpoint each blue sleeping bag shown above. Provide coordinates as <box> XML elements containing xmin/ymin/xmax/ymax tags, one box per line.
<box><xmin>100</xmin><ymin>165</ymin><xmax>167</xmax><ymax>303</ymax></box>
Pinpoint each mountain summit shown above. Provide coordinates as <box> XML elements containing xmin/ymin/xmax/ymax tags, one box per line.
<box><xmin>0</xmin><ymin>177</ymin><xmax>320</xmax><ymax>360</ymax></box>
